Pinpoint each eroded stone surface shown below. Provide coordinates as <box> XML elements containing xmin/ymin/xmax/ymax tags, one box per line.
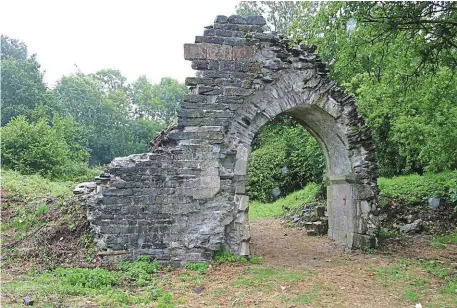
<box><xmin>76</xmin><ymin>15</ymin><xmax>379</xmax><ymax>266</ymax></box>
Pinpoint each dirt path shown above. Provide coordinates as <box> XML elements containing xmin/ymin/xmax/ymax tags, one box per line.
<box><xmin>250</xmin><ymin>218</ymin><xmax>381</xmax><ymax>268</ymax></box>
<box><xmin>247</xmin><ymin>218</ymin><xmax>456</xmax><ymax>308</ymax></box>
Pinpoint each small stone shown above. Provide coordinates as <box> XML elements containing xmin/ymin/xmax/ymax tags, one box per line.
<box><xmin>398</xmin><ymin>219</ymin><xmax>422</xmax><ymax>234</ymax></box>
<box><xmin>315</xmin><ymin>206</ymin><xmax>326</xmax><ymax>217</ymax></box>
<box><xmin>227</xmin><ymin>15</ymin><xmax>246</xmax><ymax>24</ymax></box>
<box><xmin>215</xmin><ymin>15</ymin><xmax>228</xmax><ymax>24</ymax></box>
<box><xmin>23</xmin><ymin>296</ymin><xmax>34</xmax><ymax>306</ymax></box>
<box><xmin>245</xmin><ymin>15</ymin><xmax>267</xmax><ymax>26</ymax></box>
<box><xmin>428</xmin><ymin>197</ymin><xmax>440</xmax><ymax>209</ymax></box>
<box><xmin>193</xmin><ymin>286</ymin><xmax>205</xmax><ymax>294</ymax></box>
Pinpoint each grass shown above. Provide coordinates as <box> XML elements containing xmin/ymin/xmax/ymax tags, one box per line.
<box><xmin>234</xmin><ymin>266</ymin><xmax>311</xmax><ymax>288</ymax></box>
<box><xmin>249</xmin><ymin>170</ymin><xmax>457</xmax><ymax>222</ymax></box>
<box><xmin>429</xmin><ymin>232</ymin><xmax>457</xmax><ymax>249</ymax></box>
<box><xmin>377</xmin><ymin>170</ymin><xmax>457</xmax><ymax>204</ymax></box>
<box><xmin>2</xmin><ymin>258</ymin><xmax>175</xmax><ymax>306</ymax></box>
<box><xmin>1</xmin><ymin>169</ymin><xmax>75</xmax><ymax>201</ymax></box>
<box><xmin>1</xmin><ymin>167</ymin><xmax>103</xmax><ymax>200</ymax></box>
<box><xmin>185</xmin><ymin>262</ymin><xmax>210</xmax><ymax>274</ymax></box>
<box><xmin>249</xmin><ymin>182</ymin><xmax>320</xmax><ymax>220</ymax></box>
<box><xmin>373</xmin><ymin>258</ymin><xmax>457</xmax><ymax>306</ymax></box>
<box><xmin>214</xmin><ymin>251</ymin><xmax>262</xmax><ymax>265</ymax></box>
<box><xmin>433</xmin><ymin>232</ymin><xmax>457</xmax><ymax>244</ymax></box>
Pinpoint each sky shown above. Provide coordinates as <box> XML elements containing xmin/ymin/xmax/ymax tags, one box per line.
<box><xmin>0</xmin><ymin>0</ymin><xmax>240</xmax><ymax>87</ymax></box>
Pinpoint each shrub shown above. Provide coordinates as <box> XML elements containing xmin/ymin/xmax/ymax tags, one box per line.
<box><xmin>185</xmin><ymin>262</ymin><xmax>210</xmax><ymax>274</ymax></box>
<box><xmin>378</xmin><ymin>170</ymin><xmax>457</xmax><ymax>204</ymax></box>
<box><xmin>1</xmin><ymin>115</ymin><xmax>90</xmax><ymax>180</ymax></box>
<box><xmin>54</xmin><ymin>268</ymin><xmax>120</xmax><ymax>289</ymax></box>
<box><xmin>119</xmin><ymin>256</ymin><xmax>161</xmax><ymax>285</ymax></box>
<box><xmin>247</xmin><ymin>117</ymin><xmax>325</xmax><ymax>203</ymax></box>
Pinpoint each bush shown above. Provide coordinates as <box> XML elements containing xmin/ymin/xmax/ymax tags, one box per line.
<box><xmin>119</xmin><ymin>256</ymin><xmax>161</xmax><ymax>284</ymax></box>
<box><xmin>54</xmin><ymin>267</ymin><xmax>120</xmax><ymax>289</ymax></box>
<box><xmin>247</xmin><ymin>117</ymin><xmax>325</xmax><ymax>203</ymax></box>
<box><xmin>378</xmin><ymin>170</ymin><xmax>457</xmax><ymax>204</ymax></box>
<box><xmin>1</xmin><ymin>115</ymin><xmax>90</xmax><ymax>180</ymax></box>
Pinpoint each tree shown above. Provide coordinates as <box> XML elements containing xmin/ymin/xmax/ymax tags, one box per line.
<box><xmin>154</xmin><ymin>77</ymin><xmax>187</xmax><ymax>125</ymax></box>
<box><xmin>236</xmin><ymin>1</ymin><xmax>304</xmax><ymax>33</ymax></box>
<box><xmin>286</xmin><ymin>1</ymin><xmax>457</xmax><ymax>174</ymax></box>
<box><xmin>1</xmin><ymin>115</ymin><xmax>89</xmax><ymax>179</ymax></box>
<box><xmin>1</xmin><ymin>35</ymin><xmax>51</xmax><ymax>125</ymax></box>
<box><xmin>54</xmin><ymin>73</ymin><xmax>132</xmax><ymax>164</ymax></box>
<box><xmin>132</xmin><ymin>76</ymin><xmax>187</xmax><ymax>125</ymax></box>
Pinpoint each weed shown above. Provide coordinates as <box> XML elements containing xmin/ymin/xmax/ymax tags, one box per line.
<box><xmin>214</xmin><ymin>250</ymin><xmax>263</xmax><ymax>264</ymax></box>
<box><xmin>147</xmin><ymin>284</ymin><xmax>165</xmax><ymax>300</ymax></box>
<box><xmin>295</xmin><ymin>295</ymin><xmax>313</xmax><ymax>304</ymax></box>
<box><xmin>35</xmin><ymin>203</ymin><xmax>49</xmax><ymax>216</ymax></box>
<box><xmin>363</xmin><ymin>247</ymin><xmax>377</xmax><ymax>254</ymax></box>
<box><xmin>432</xmin><ymin>232</ymin><xmax>457</xmax><ymax>244</ymax></box>
<box><xmin>185</xmin><ymin>262</ymin><xmax>210</xmax><ymax>274</ymax></box>
<box><xmin>139</xmin><ymin>203</ymin><xmax>148</xmax><ymax>211</ymax></box>
<box><xmin>249</xmin><ymin>256</ymin><xmax>263</xmax><ymax>264</ymax></box>
<box><xmin>54</xmin><ymin>267</ymin><xmax>120</xmax><ymax>289</ymax></box>
<box><xmin>409</xmin><ymin>276</ymin><xmax>429</xmax><ymax>287</ymax></box>
<box><xmin>119</xmin><ymin>256</ymin><xmax>161</xmax><ymax>285</ymax></box>
<box><xmin>2</xmin><ymin>247</ymin><xmax>19</xmax><ymax>262</ymax></box>
<box><xmin>403</xmin><ymin>289</ymin><xmax>419</xmax><ymax>301</ymax></box>
<box><xmin>179</xmin><ymin>273</ymin><xmax>190</xmax><ymax>282</ymax></box>
<box><xmin>214</xmin><ymin>251</ymin><xmax>237</xmax><ymax>263</ymax></box>
<box><xmin>429</xmin><ymin>241</ymin><xmax>446</xmax><ymax>249</ymax></box>
<box><xmin>420</xmin><ymin>260</ymin><xmax>452</xmax><ymax>279</ymax></box>
<box><xmin>234</xmin><ymin>267</ymin><xmax>309</xmax><ymax>288</ymax></box>
<box><xmin>377</xmin><ymin>170</ymin><xmax>457</xmax><ymax>204</ymax></box>
<box><xmin>379</xmin><ymin>227</ymin><xmax>400</xmax><ymax>239</ymax></box>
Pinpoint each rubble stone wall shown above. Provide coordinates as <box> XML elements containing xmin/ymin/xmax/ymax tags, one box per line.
<box><xmin>77</xmin><ymin>15</ymin><xmax>380</xmax><ymax>266</ymax></box>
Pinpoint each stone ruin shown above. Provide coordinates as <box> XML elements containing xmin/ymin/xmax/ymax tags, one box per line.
<box><xmin>75</xmin><ymin>15</ymin><xmax>380</xmax><ymax>266</ymax></box>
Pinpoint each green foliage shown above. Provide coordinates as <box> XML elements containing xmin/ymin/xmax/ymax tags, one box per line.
<box><xmin>213</xmin><ymin>251</ymin><xmax>263</xmax><ymax>265</ymax></box>
<box><xmin>119</xmin><ymin>256</ymin><xmax>161</xmax><ymax>285</ymax></box>
<box><xmin>1</xmin><ymin>35</ymin><xmax>52</xmax><ymax>126</ymax></box>
<box><xmin>378</xmin><ymin>171</ymin><xmax>457</xmax><ymax>204</ymax></box>
<box><xmin>363</xmin><ymin>247</ymin><xmax>377</xmax><ymax>255</ymax></box>
<box><xmin>432</xmin><ymin>233</ymin><xmax>457</xmax><ymax>245</ymax></box>
<box><xmin>214</xmin><ymin>251</ymin><xmax>238</xmax><ymax>264</ymax></box>
<box><xmin>236</xmin><ymin>1</ymin><xmax>303</xmax><ymax>32</ymax></box>
<box><xmin>1</xmin><ymin>115</ymin><xmax>90</xmax><ymax>180</ymax></box>
<box><xmin>132</xmin><ymin>76</ymin><xmax>187</xmax><ymax>125</ymax></box>
<box><xmin>1</xmin><ymin>169</ymin><xmax>74</xmax><ymax>200</ymax></box>
<box><xmin>285</xmin><ymin>2</ymin><xmax>457</xmax><ymax>176</ymax></box>
<box><xmin>234</xmin><ymin>266</ymin><xmax>309</xmax><ymax>288</ymax></box>
<box><xmin>247</xmin><ymin>117</ymin><xmax>324</xmax><ymax>203</ymax></box>
<box><xmin>378</xmin><ymin>227</ymin><xmax>400</xmax><ymax>239</ymax></box>
<box><xmin>403</xmin><ymin>290</ymin><xmax>419</xmax><ymax>302</ymax></box>
<box><xmin>249</xmin><ymin>182</ymin><xmax>321</xmax><ymax>220</ymax></box>
<box><xmin>185</xmin><ymin>262</ymin><xmax>210</xmax><ymax>274</ymax></box>
<box><xmin>54</xmin><ymin>268</ymin><xmax>120</xmax><ymax>289</ymax></box>
<box><xmin>2</xmin><ymin>259</ymin><xmax>169</xmax><ymax>306</ymax></box>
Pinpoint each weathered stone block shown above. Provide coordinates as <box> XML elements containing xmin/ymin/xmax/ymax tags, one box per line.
<box><xmin>232</xmin><ymin>45</ymin><xmax>255</xmax><ymax>60</ymax></box>
<box><xmin>206</xmin><ymin>43</ymin><xmax>232</xmax><ymax>60</ymax></box>
<box><xmin>224</xmin><ymin>87</ymin><xmax>254</xmax><ymax>96</ymax></box>
<box><xmin>195</xmin><ymin>36</ymin><xmax>224</xmax><ymax>45</ymax></box>
<box><xmin>184</xmin><ymin>43</ymin><xmax>206</xmax><ymax>60</ymax></box>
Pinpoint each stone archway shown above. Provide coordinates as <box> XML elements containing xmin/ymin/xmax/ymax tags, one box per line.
<box><xmin>81</xmin><ymin>15</ymin><xmax>379</xmax><ymax>265</ymax></box>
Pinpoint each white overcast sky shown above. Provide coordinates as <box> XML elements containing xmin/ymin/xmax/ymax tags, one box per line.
<box><xmin>0</xmin><ymin>0</ymin><xmax>240</xmax><ymax>87</ymax></box>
